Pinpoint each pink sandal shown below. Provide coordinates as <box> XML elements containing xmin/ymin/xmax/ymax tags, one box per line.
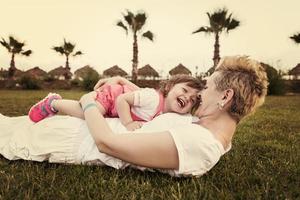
<box><xmin>28</xmin><ymin>93</ymin><xmax>62</xmax><ymax>122</ymax></box>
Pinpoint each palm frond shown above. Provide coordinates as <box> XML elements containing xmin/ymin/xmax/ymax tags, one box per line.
<box><xmin>73</xmin><ymin>51</ymin><xmax>83</xmax><ymax>56</ymax></box>
<box><xmin>63</xmin><ymin>39</ymin><xmax>75</xmax><ymax>54</ymax></box>
<box><xmin>192</xmin><ymin>26</ymin><xmax>212</xmax><ymax>34</ymax></box>
<box><xmin>142</xmin><ymin>31</ymin><xmax>154</xmax><ymax>41</ymax></box>
<box><xmin>0</xmin><ymin>38</ymin><xmax>11</xmax><ymax>52</ymax></box>
<box><xmin>135</xmin><ymin>12</ymin><xmax>147</xmax><ymax>30</ymax></box>
<box><xmin>210</xmin><ymin>8</ymin><xmax>228</xmax><ymax>28</ymax></box>
<box><xmin>21</xmin><ymin>50</ymin><xmax>32</xmax><ymax>56</ymax></box>
<box><xmin>205</xmin><ymin>7</ymin><xmax>240</xmax><ymax>33</ymax></box>
<box><xmin>290</xmin><ymin>33</ymin><xmax>300</xmax><ymax>44</ymax></box>
<box><xmin>227</xmin><ymin>18</ymin><xmax>240</xmax><ymax>32</ymax></box>
<box><xmin>117</xmin><ymin>21</ymin><xmax>128</xmax><ymax>34</ymax></box>
<box><xmin>9</xmin><ymin>36</ymin><xmax>25</xmax><ymax>53</ymax></box>
<box><xmin>52</xmin><ymin>46</ymin><xmax>65</xmax><ymax>55</ymax></box>
<box><xmin>123</xmin><ymin>10</ymin><xmax>134</xmax><ymax>26</ymax></box>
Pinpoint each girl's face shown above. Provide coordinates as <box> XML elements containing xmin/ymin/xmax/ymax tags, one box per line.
<box><xmin>164</xmin><ymin>82</ymin><xmax>198</xmax><ymax>114</ymax></box>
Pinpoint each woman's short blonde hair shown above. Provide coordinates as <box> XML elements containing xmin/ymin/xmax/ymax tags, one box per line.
<box><xmin>214</xmin><ymin>56</ymin><xmax>268</xmax><ymax>123</ymax></box>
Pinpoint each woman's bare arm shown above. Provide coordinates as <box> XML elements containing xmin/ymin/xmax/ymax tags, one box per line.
<box><xmin>80</xmin><ymin>92</ymin><xmax>179</xmax><ymax>169</ymax></box>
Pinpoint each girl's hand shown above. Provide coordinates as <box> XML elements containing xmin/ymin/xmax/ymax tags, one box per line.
<box><xmin>125</xmin><ymin>121</ymin><xmax>143</xmax><ymax>131</ymax></box>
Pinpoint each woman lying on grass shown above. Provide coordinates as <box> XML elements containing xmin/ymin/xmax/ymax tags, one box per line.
<box><xmin>0</xmin><ymin>56</ymin><xmax>268</xmax><ymax>177</ymax></box>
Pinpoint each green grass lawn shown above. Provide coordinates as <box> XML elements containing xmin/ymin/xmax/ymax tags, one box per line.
<box><xmin>0</xmin><ymin>90</ymin><xmax>299</xmax><ymax>199</ymax></box>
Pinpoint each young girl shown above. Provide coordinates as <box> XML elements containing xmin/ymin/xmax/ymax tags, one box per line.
<box><xmin>28</xmin><ymin>75</ymin><xmax>204</xmax><ymax>131</ymax></box>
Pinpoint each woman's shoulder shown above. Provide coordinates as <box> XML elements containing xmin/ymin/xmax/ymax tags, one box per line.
<box><xmin>168</xmin><ymin>123</ymin><xmax>226</xmax><ymax>154</ymax></box>
<box><xmin>164</xmin><ymin>123</ymin><xmax>227</xmax><ymax>177</ymax></box>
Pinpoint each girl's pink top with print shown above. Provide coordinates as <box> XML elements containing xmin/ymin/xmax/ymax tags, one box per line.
<box><xmin>95</xmin><ymin>85</ymin><xmax>164</xmax><ymax>122</ymax></box>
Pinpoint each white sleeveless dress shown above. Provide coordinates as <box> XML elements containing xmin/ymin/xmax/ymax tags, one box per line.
<box><xmin>0</xmin><ymin>113</ymin><xmax>228</xmax><ymax>177</ymax></box>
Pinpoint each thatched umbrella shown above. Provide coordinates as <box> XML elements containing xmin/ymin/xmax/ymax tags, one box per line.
<box><xmin>169</xmin><ymin>63</ymin><xmax>191</xmax><ymax>76</ymax></box>
<box><xmin>138</xmin><ymin>64</ymin><xmax>159</xmax><ymax>79</ymax></box>
<box><xmin>74</xmin><ymin>65</ymin><xmax>99</xmax><ymax>80</ymax></box>
<box><xmin>289</xmin><ymin>64</ymin><xmax>300</xmax><ymax>79</ymax></box>
<box><xmin>48</xmin><ymin>66</ymin><xmax>73</xmax><ymax>80</ymax></box>
<box><xmin>103</xmin><ymin>65</ymin><xmax>128</xmax><ymax>77</ymax></box>
<box><xmin>24</xmin><ymin>66</ymin><xmax>47</xmax><ymax>79</ymax></box>
<box><xmin>14</xmin><ymin>68</ymin><xmax>24</xmax><ymax>79</ymax></box>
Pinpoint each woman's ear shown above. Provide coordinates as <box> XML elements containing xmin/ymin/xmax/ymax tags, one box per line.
<box><xmin>222</xmin><ymin>89</ymin><xmax>234</xmax><ymax>104</ymax></box>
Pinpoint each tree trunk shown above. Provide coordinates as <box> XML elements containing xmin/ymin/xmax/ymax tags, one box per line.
<box><xmin>8</xmin><ymin>53</ymin><xmax>16</xmax><ymax>78</ymax></box>
<box><xmin>65</xmin><ymin>55</ymin><xmax>70</xmax><ymax>70</ymax></box>
<box><xmin>132</xmin><ymin>32</ymin><xmax>138</xmax><ymax>83</ymax></box>
<box><xmin>65</xmin><ymin>55</ymin><xmax>71</xmax><ymax>80</ymax></box>
<box><xmin>213</xmin><ymin>32</ymin><xmax>220</xmax><ymax>69</ymax></box>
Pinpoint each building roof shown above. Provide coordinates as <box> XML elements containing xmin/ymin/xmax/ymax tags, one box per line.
<box><xmin>169</xmin><ymin>63</ymin><xmax>191</xmax><ymax>75</ymax></box>
<box><xmin>138</xmin><ymin>64</ymin><xmax>159</xmax><ymax>77</ymax></box>
<box><xmin>289</xmin><ymin>63</ymin><xmax>300</xmax><ymax>75</ymax></box>
<box><xmin>103</xmin><ymin>65</ymin><xmax>128</xmax><ymax>77</ymax></box>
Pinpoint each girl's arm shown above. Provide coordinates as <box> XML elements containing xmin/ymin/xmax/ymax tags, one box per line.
<box><xmin>80</xmin><ymin>92</ymin><xmax>179</xmax><ymax>169</ymax></box>
<box><xmin>115</xmin><ymin>92</ymin><xmax>134</xmax><ymax>126</ymax></box>
<box><xmin>116</xmin><ymin>92</ymin><xmax>142</xmax><ymax>131</ymax></box>
<box><xmin>94</xmin><ymin>76</ymin><xmax>140</xmax><ymax>91</ymax></box>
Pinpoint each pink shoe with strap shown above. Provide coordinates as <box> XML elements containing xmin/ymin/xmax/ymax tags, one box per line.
<box><xmin>28</xmin><ymin>93</ymin><xmax>62</xmax><ymax>122</ymax></box>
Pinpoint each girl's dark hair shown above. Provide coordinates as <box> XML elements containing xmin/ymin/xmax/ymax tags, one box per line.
<box><xmin>158</xmin><ymin>74</ymin><xmax>205</xmax><ymax>96</ymax></box>
<box><xmin>158</xmin><ymin>75</ymin><xmax>206</xmax><ymax>113</ymax></box>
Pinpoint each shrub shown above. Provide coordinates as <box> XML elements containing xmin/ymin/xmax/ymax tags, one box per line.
<box><xmin>261</xmin><ymin>63</ymin><xmax>286</xmax><ymax>95</ymax></box>
<box><xmin>71</xmin><ymin>78</ymin><xmax>81</xmax><ymax>87</ymax></box>
<box><xmin>136</xmin><ymin>79</ymin><xmax>160</xmax><ymax>88</ymax></box>
<box><xmin>19</xmin><ymin>75</ymin><xmax>40</xmax><ymax>90</ymax></box>
<box><xmin>284</xmin><ymin>80</ymin><xmax>300</xmax><ymax>93</ymax></box>
<box><xmin>44</xmin><ymin>75</ymin><xmax>55</xmax><ymax>82</ymax></box>
<box><xmin>81</xmin><ymin>70</ymin><xmax>100</xmax><ymax>91</ymax></box>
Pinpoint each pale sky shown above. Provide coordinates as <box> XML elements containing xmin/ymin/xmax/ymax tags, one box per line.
<box><xmin>0</xmin><ymin>0</ymin><xmax>299</xmax><ymax>76</ymax></box>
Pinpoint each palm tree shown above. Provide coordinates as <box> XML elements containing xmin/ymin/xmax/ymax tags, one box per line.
<box><xmin>117</xmin><ymin>10</ymin><xmax>154</xmax><ymax>82</ymax></box>
<box><xmin>193</xmin><ymin>8</ymin><xmax>240</xmax><ymax>68</ymax></box>
<box><xmin>52</xmin><ymin>39</ymin><xmax>83</xmax><ymax>78</ymax></box>
<box><xmin>0</xmin><ymin>36</ymin><xmax>32</xmax><ymax>78</ymax></box>
<box><xmin>290</xmin><ymin>33</ymin><xmax>300</xmax><ymax>44</ymax></box>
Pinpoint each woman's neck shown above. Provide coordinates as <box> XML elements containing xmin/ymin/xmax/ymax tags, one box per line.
<box><xmin>195</xmin><ymin>112</ymin><xmax>236</xmax><ymax>149</ymax></box>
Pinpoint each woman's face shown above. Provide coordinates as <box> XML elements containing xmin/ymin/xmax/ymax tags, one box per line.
<box><xmin>194</xmin><ymin>72</ymin><xmax>224</xmax><ymax>117</ymax></box>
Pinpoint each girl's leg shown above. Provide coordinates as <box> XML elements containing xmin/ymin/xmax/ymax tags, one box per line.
<box><xmin>51</xmin><ymin>99</ymin><xmax>84</xmax><ymax>119</ymax></box>
<box><xmin>52</xmin><ymin>99</ymin><xmax>106</xmax><ymax>119</ymax></box>
<box><xmin>28</xmin><ymin>92</ymin><xmax>107</xmax><ymax>123</ymax></box>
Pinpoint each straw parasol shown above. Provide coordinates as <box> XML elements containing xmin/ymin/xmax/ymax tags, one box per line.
<box><xmin>24</xmin><ymin>66</ymin><xmax>47</xmax><ymax>79</ymax></box>
<box><xmin>13</xmin><ymin>68</ymin><xmax>24</xmax><ymax>79</ymax></box>
<box><xmin>48</xmin><ymin>66</ymin><xmax>73</xmax><ymax>80</ymax></box>
<box><xmin>289</xmin><ymin>63</ymin><xmax>300</xmax><ymax>79</ymax></box>
<box><xmin>103</xmin><ymin>65</ymin><xmax>128</xmax><ymax>77</ymax></box>
<box><xmin>138</xmin><ymin>64</ymin><xmax>159</xmax><ymax>79</ymax></box>
<box><xmin>169</xmin><ymin>63</ymin><xmax>191</xmax><ymax>76</ymax></box>
<box><xmin>74</xmin><ymin>65</ymin><xmax>99</xmax><ymax>80</ymax></box>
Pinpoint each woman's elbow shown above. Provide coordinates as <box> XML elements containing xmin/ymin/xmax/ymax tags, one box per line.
<box><xmin>95</xmin><ymin>135</ymin><xmax>113</xmax><ymax>154</ymax></box>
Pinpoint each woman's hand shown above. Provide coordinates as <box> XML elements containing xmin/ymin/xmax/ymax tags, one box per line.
<box><xmin>93</xmin><ymin>76</ymin><xmax>140</xmax><ymax>91</ymax></box>
<box><xmin>93</xmin><ymin>76</ymin><xmax>126</xmax><ymax>90</ymax></box>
